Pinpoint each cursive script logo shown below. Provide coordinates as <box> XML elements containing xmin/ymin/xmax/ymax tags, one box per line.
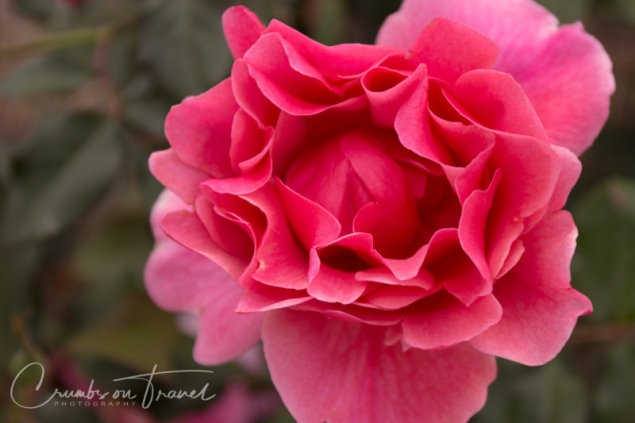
<box><xmin>11</xmin><ymin>363</ymin><xmax>216</xmax><ymax>410</ymax></box>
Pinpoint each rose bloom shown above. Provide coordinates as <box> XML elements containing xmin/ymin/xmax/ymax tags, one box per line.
<box><xmin>145</xmin><ymin>0</ymin><xmax>614</xmax><ymax>421</ymax></box>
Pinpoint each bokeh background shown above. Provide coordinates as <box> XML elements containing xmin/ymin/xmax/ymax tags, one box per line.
<box><xmin>1</xmin><ymin>0</ymin><xmax>634</xmax><ymax>422</ymax></box>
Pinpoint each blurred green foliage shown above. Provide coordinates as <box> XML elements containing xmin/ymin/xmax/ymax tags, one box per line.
<box><xmin>0</xmin><ymin>0</ymin><xmax>634</xmax><ymax>422</ymax></box>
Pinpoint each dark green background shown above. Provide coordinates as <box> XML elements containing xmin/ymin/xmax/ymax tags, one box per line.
<box><xmin>1</xmin><ymin>0</ymin><xmax>634</xmax><ymax>422</ymax></box>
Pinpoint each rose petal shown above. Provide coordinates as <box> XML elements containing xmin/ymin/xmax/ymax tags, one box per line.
<box><xmin>377</xmin><ymin>0</ymin><xmax>613</xmax><ymax>154</ymax></box>
<box><xmin>409</xmin><ymin>18</ymin><xmax>499</xmax><ymax>83</ymax></box>
<box><xmin>165</xmin><ymin>79</ymin><xmax>237</xmax><ymax>177</ymax></box>
<box><xmin>263</xmin><ymin>309</ymin><xmax>496</xmax><ymax>423</ymax></box>
<box><xmin>222</xmin><ymin>6</ymin><xmax>265</xmax><ymax>60</ymax></box>
<box><xmin>149</xmin><ymin>150</ymin><xmax>209</xmax><ymax>205</ymax></box>
<box><xmin>470</xmin><ymin>211</ymin><xmax>592</xmax><ymax>365</ymax></box>
<box><xmin>402</xmin><ymin>292</ymin><xmax>502</xmax><ymax>349</ymax></box>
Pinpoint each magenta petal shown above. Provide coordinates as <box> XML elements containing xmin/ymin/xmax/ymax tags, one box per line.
<box><xmin>262</xmin><ymin>309</ymin><xmax>496</xmax><ymax>423</ymax></box>
<box><xmin>236</xmin><ymin>280</ymin><xmax>311</xmax><ymax>313</ymax></box>
<box><xmin>395</xmin><ymin>77</ymin><xmax>453</xmax><ymax>164</ymax></box>
<box><xmin>362</xmin><ymin>65</ymin><xmax>426</xmax><ymax>128</ymax></box>
<box><xmin>201</xmin><ymin>158</ymin><xmax>272</xmax><ymax>195</ymax></box>
<box><xmin>470</xmin><ymin>211</ymin><xmax>592</xmax><ymax>365</ymax></box>
<box><xmin>165</xmin><ymin>79</ymin><xmax>237</xmax><ymax>178</ymax></box>
<box><xmin>458</xmin><ymin>170</ymin><xmax>502</xmax><ymax>281</ymax></box>
<box><xmin>307</xmin><ymin>250</ymin><xmax>368</xmax><ymax>305</ymax></box>
<box><xmin>222</xmin><ymin>6</ymin><xmax>265</xmax><ymax>60</ymax></box>
<box><xmin>402</xmin><ymin>292</ymin><xmax>502</xmax><ymax>349</ymax></box>
<box><xmin>409</xmin><ymin>18</ymin><xmax>499</xmax><ymax>83</ymax></box>
<box><xmin>360</xmin><ymin>285</ymin><xmax>434</xmax><ymax>310</ymax></box>
<box><xmin>231</xmin><ymin>60</ymin><xmax>280</xmax><ymax>127</ymax></box>
<box><xmin>276</xmin><ymin>179</ymin><xmax>341</xmax><ymax>250</ymax></box>
<box><xmin>243</xmin><ymin>33</ymin><xmax>341</xmax><ymax>115</ymax></box>
<box><xmin>486</xmin><ymin>133</ymin><xmax>560</xmax><ymax>276</ymax></box>
<box><xmin>243</xmin><ymin>184</ymin><xmax>309</xmax><ymax>290</ymax></box>
<box><xmin>448</xmin><ymin>70</ymin><xmax>547</xmax><ymax>141</ymax></box>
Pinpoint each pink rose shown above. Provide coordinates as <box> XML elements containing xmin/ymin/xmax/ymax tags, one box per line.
<box><xmin>145</xmin><ymin>0</ymin><xmax>614</xmax><ymax>422</ymax></box>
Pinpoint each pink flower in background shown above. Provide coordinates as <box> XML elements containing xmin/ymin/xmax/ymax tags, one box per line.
<box><xmin>169</xmin><ymin>382</ymin><xmax>280</xmax><ymax>423</ymax></box>
<box><xmin>145</xmin><ymin>0</ymin><xmax>614</xmax><ymax>421</ymax></box>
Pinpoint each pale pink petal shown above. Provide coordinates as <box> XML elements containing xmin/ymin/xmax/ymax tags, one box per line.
<box><xmin>511</xmin><ymin>23</ymin><xmax>614</xmax><ymax>155</ymax></box>
<box><xmin>377</xmin><ymin>0</ymin><xmax>614</xmax><ymax>154</ymax></box>
<box><xmin>194</xmin><ymin>284</ymin><xmax>265</xmax><ymax>365</ymax></box>
<box><xmin>149</xmin><ymin>150</ymin><xmax>209</xmax><ymax>205</ymax></box>
<box><xmin>149</xmin><ymin>190</ymin><xmax>190</xmax><ymax>242</ymax></box>
<box><xmin>145</xmin><ymin>196</ymin><xmax>264</xmax><ymax>365</ymax></box>
<box><xmin>470</xmin><ymin>211</ymin><xmax>592</xmax><ymax>365</ymax></box>
<box><xmin>263</xmin><ymin>309</ymin><xmax>496</xmax><ymax>423</ymax></box>
<box><xmin>160</xmin><ymin>209</ymin><xmax>248</xmax><ymax>279</ymax></box>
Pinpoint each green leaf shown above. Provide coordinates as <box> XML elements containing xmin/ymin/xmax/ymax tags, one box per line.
<box><xmin>572</xmin><ymin>178</ymin><xmax>635</xmax><ymax>323</ymax></box>
<box><xmin>614</xmin><ymin>0</ymin><xmax>635</xmax><ymax>24</ymax></box>
<box><xmin>139</xmin><ymin>0</ymin><xmax>233</xmax><ymax>98</ymax></box>
<box><xmin>0</xmin><ymin>243</ymin><xmax>38</xmax><ymax>366</ymax></box>
<box><xmin>1</xmin><ymin>115</ymin><xmax>123</xmax><ymax>244</ymax></box>
<box><xmin>595</xmin><ymin>342</ymin><xmax>635</xmax><ymax>423</ymax></box>
<box><xmin>12</xmin><ymin>0</ymin><xmax>54</xmax><ymax>21</ymax></box>
<box><xmin>106</xmin><ymin>28</ymin><xmax>139</xmax><ymax>88</ymax></box>
<box><xmin>0</xmin><ymin>54</ymin><xmax>91</xmax><ymax>97</ymax></box>
<box><xmin>124</xmin><ymin>97</ymin><xmax>172</xmax><ymax>139</ymax></box>
<box><xmin>72</xmin><ymin>216</ymin><xmax>154</xmax><ymax>323</ymax></box>
<box><xmin>64</xmin><ymin>293</ymin><xmax>183</xmax><ymax>372</ymax></box>
<box><xmin>47</xmin><ymin>0</ymin><xmax>139</xmax><ymax>30</ymax></box>
<box><xmin>473</xmin><ymin>359</ymin><xmax>587</xmax><ymax>423</ymax></box>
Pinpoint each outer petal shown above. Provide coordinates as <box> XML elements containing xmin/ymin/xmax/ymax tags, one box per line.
<box><xmin>409</xmin><ymin>18</ymin><xmax>499</xmax><ymax>83</ymax></box>
<box><xmin>165</xmin><ymin>79</ymin><xmax>238</xmax><ymax>178</ymax></box>
<box><xmin>470</xmin><ymin>211</ymin><xmax>592</xmax><ymax>365</ymax></box>
<box><xmin>149</xmin><ymin>150</ymin><xmax>209</xmax><ymax>205</ymax></box>
<box><xmin>222</xmin><ymin>6</ymin><xmax>265</xmax><ymax>60</ymax></box>
<box><xmin>145</xmin><ymin>191</ymin><xmax>264</xmax><ymax>365</ymax></box>
<box><xmin>377</xmin><ymin>0</ymin><xmax>614</xmax><ymax>154</ymax></box>
<box><xmin>263</xmin><ymin>309</ymin><xmax>497</xmax><ymax>423</ymax></box>
<box><xmin>402</xmin><ymin>292</ymin><xmax>502</xmax><ymax>350</ymax></box>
